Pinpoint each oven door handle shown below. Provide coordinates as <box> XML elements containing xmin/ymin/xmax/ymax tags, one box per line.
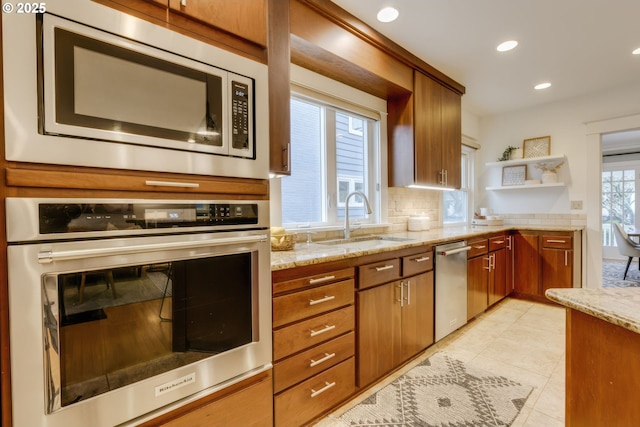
<box><xmin>37</xmin><ymin>234</ymin><xmax>268</xmax><ymax>264</ymax></box>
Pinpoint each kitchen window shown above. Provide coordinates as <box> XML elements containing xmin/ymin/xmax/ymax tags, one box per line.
<box><xmin>443</xmin><ymin>145</ymin><xmax>474</xmax><ymax>225</ymax></box>
<box><xmin>280</xmin><ymin>90</ymin><xmax>382</xmax><ymax>228</ymax></box>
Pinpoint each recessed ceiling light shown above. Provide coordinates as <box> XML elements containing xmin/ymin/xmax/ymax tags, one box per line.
<box><xmin>534</xmin><ymin>82</ymin><xmax>552</xmax><ymax>90</ymax></box>
<box><xmin>633</xmin><ymin>47</ymin><xmax>640</xmax><ymax>55</ymax></box>
<box><xmin>497</xmin><ymin>40</ymin><xmax>518</xmax><ymax>52</ymax></box>
<box><xmin>377</xmin><ymin>6</ymin><xmax>399</xmax><ymax>23</ymax></box>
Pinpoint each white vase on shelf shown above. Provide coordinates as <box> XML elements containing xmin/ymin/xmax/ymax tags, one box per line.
<box><xmin>510</xmin><ymin>148</ymin><xmax>522</xmax><ymax>160</ymax></box>
<box><xmin>541</xmin><ymin>170</ymin><xmax>558</xmax><ymax>184</ymax></box>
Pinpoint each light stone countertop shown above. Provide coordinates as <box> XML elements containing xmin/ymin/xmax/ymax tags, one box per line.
<box><xmin>545</xmin><ymin>288</ymin><xmax>640</xmax><ymax>335</ymax></box>
<box><xmin>271</xmin><ymin>224</ymin><xmax>583</xmax><ymax>271</ymax></box>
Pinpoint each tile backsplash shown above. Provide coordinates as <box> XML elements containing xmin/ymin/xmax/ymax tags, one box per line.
<box><xmin>387</xmin><ymin>187</ymin><xmax>441</xmax><ymax>232</ymax></box>
<box><xmin>497</xmin><ymin>213</ymin><xmax>587</xmax><ymax>227</ymax></box>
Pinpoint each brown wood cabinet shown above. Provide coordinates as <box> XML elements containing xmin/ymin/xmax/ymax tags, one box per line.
<box><xmin>541</xmin><ymin>235</ymin><xmax>574</xmax><ymax>293</ymax></box>
<box><xmin>468</xmin><ymin>234</ymin><xmax>508</xmax><ymax>320</ymax></box>
<box><xmin>389</xmin><ymin>71</ymin><xmax>462</xmax><ymax>189</ymax></box>
<box><xmin>357</xmin><ymin>251</ymin><xmax>434</xmax><ymax>387</ymax></box>
<box><xmin>168</xmin><ymin>0</ymin><xmax>267</xmax><ymax>47</ymax></box>
<box><xmin>512</xmin><ymin>230</ymin><xmax>581</xmax><ymax>301</ymax></box>
<box><xmin>467</xmin><ymin>238</ymin><xmax>489</xmax><ymax>320</ymax></box>
<box><xmin>566</xmin><ymin>309</ymin><xmax>640</xmax><ymax>427</ymax></box>
<box><xmin>139</xmin><ymin>370</ymin><xmax>273</xmax><ymax>427</ymax></box>
<box><xmin>272</xmin><ymin>266</ymin><xmax>356</xmax><ymax>427</ymax></box>
<box><xmin>488</xmin><ymin>236</ymin><xmax>508</xmax><ymax>306</ymax></box>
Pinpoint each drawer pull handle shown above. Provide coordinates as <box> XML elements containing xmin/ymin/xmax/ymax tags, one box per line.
<box><xmin>375</xmin><ymin>265</ymin><xmax>395</xmax><ymax>272</ymax></box>
<box><xmin>547</xmin><ymin>239</ymin><xmax>567</xmax><ymax>243</ymax></box>
<box><xmin>309</xmin><ymin>352</ymin><xmax>336</xmax><ymax>368</ymax></box>
<box><xmin>310</xmin><ymin>381</ymin><xmax>336</xmax><ymax>398</ymax></box>
<box><xmin>494</xmin><ymin>240</ymin><xmax>504</xmax><ymax>244</ymax></box>
<box><xmin>474</xmin><ymin>245</ymin><xmax>487</xmax><ymax>249</ymax></box>
<box><xmin>145</xmin><ymin>180</ymin><xmax>200</xmax><ymax>188</ymax></box>
<box><xmin>309</xmin><ymin>295</ymin><xmax>336</xmax><ymax>306</ymax></box>
<box><xmin>309</xmin><ymin>275</ymin><xmax>336</xmax><ymax>285</ymax></box>
<box><xmin>310</xmin><ymin>324</ymin><xmax>336</xmax><ymax>337</ymax></box>
<box><xmin>413</xmin><ymin>256</ymin><xmax>430</xmax><ymax>262</ymax></box>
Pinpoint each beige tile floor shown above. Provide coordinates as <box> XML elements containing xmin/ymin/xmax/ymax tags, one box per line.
<box><xmin>314</xmin><ymin>297</ymin><xmax>566</xmax><ymax>427</ymax></box>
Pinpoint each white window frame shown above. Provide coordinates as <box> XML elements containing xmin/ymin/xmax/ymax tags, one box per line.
<box><xmin>442</xmin><ymin>145</ymin><xmax>475</xmax><ymax>226</ymax></box>
<box><xmin>271</xmin><ymin>65</ymin><xmax>388</xmax><ymax>231</ymax></box>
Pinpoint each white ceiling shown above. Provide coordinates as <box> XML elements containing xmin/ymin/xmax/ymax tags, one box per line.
<box><xmin>330</xmin><ymin>0</ymin><xmax>640</xmax><ymax>119</ymax></box>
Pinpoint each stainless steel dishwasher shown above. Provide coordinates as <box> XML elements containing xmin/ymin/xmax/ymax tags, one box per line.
<box><xmin>435</xmin><ymin>241</ymin><xmax>472</xmax><ymax>341</ymax></box>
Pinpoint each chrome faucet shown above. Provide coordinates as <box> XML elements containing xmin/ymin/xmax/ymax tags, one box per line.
<box><xmin>344</xmin><ymin>191</ymin><xmax>373</xmax><ymax>239</ymax></box>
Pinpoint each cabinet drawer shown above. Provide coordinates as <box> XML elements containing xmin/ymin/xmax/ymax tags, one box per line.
<box><xmin>542</xmin><ymin>235</ymin><xmax>572</xmax><ymax>249</ymax></box>
<box><xmin>402</xmin><ymin>251</ymin><xmax>433</xmax><ymax>277</ymax></box>
<box><xmin>273</xmin><ymin>306</ymin><xmax>354</xmax><ymax>360</ymax></box>
<box><xmin>273</xmin><ymin>279</ymin><xmax>354</xmax><ymax>328</ymax></box>
<box><xmin>273</xmin><ymin>268</ymin><xmax>355</xmax><ymax>295</ymax></box>
<box><xmin>273</xmin><ymin>332</ymin><xmax>355</xmax><ymax>393</ymax></box>
<box><xmin>274</xmin><ymin>358</ymin><xmax>355</xmax><ymax>427</ymax></box>
<box><xmin>489</xmin><ymin>235</ymin><xmax>507</xmax><ymax>251</ymax></box>
<box><xmin>468</xmin><ymin>238</ymin><xmax>489</xmax><ymax>258</ymax></box>
<box><xmin>358</xmin><ymin>258</ymin><xmax>400</xmax><ymax>289</ymax></box>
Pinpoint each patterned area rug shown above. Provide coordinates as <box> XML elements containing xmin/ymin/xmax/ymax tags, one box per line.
<box><xmin>339</xmin><ymin>352</ymin><xmax>532</xmax><ymax>427</ymax></box>
<box><xmin>602</xmin><ymin>260</ymin><xmax>640</xmax><ymax>288</ymax></box>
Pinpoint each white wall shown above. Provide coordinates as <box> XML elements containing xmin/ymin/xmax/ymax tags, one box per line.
<box><xmin>476</xmin><ymin>81</ymin><xmax>640</xmax><ymax>288</ymax></box>
<box><xmin>477</xmin><ymin>81</ymin><xmax>640</xmax><ymax>215</ymax></box>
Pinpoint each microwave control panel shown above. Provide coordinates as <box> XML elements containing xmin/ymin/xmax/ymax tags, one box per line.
<box><xmin>231</xmin><ymin>80</ymin><xmax>250</xmax><ymax>150</ymax></box>
<box><xmin>38</xmin><ymin>202</ymin><xmax>260</xmax><ymax>234</ymax></box>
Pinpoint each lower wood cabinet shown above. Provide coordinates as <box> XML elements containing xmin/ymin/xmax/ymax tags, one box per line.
<box><xmin>272</xmin><ymin>266</ymin><xmax>356</xmax><ymax>427</ymax></box>
<box><xmin>274</xmin><ymin>358</ymin><xmax>356</xmax><ymax>427</ymax></box>
<box><xmin>512</xmin><ymin>230</ymin><xmax>581</xmax><ymax>300</ymax></box>
<box><xmin>139</xmin><ymin>370</ymin><xmax>273</xmax><ymax>427</ymax></box>
<box><xmin>467</xmin><ymin>235</ymin><xmax>507</xmax><ymax>320</ymax></box>
<box><xmin>358</xmin><ymin>270</ymin><xmax>434</xmax><ymax>387</ymax></box>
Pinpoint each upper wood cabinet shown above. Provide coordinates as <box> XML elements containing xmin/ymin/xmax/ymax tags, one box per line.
<box><xmin>268</xmin><ymin>0</ymin><xmax>291</xmax><ymax>175</ymax></box>
<box><xmin>168</xmin><ymin>0</ymin><xmax>267</xmax><ymax>47</ymax></box>
<box><xmin>389</xmin><ymin>71</ymin><xmax>462</xmax><ymax>189</ymax></box>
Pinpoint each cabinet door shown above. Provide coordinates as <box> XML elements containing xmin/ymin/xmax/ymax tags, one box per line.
<box><xmin>169</xmin><ymin>0</ymin><xmax>267</xmax><ymax>46</ymax></box>
<box><xmin>401</xmin><ymin>272</ymin><xmax>434</xmax><ymax>361</ymax></box>
<box><xmin>506</xmin><ymin>234</ymin><xmax>514</xmax><ymax>294</ymax></box>
<box><xmin>513</xmin><ymin>232</ymin><xmax>540</xmax><ymax>296</ymax></box>
<box><xmin>357</xmin><ymin>282</ymin><xmax>402</xmax><ymax>387</ymax></box>
<box><xmin>441</xmin><ymin>85</ymin><xmax>462</xmax><ymax>189</ymax></box>
<box><xmin>414</xmin><ymin>72</ymin><xmax>442</xmax><ymax>187</ymax></box>
<box><xmin>489</xmin><ymin>249</ymin><xmax>507</xmax><ymax>306</ymax></box>
<box><xmin>467</xmin><ymin>255</ymin><xmax>489</xmax><ymax>320</ymax></box>
<box><xmin>541</xmin><ymin>248</ymin><xmax>573</xmax><ymax>293</ymax></box>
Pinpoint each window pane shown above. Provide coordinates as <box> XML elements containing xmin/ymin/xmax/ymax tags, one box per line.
<box><xmin>336</xmin><ymin>111</ymin><xmax>368</xmax><ymax>221</ymax></box>
<box><xmin>443</xmin><ymin>190</ymin><xmax>468</xmax><ymax>223</ymax></box>
<box><xmin>281</xmin><ymin>99</ymin><xmax>324</xmax><ymax>224</ymax></box>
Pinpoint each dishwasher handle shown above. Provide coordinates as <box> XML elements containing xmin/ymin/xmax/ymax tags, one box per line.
<box><xmin>437</xmin><ymin>246</ymin><xmax>472</xmax><ymax>256</ymax></box>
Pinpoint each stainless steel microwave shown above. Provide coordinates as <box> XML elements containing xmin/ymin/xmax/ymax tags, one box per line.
<box><xmin>2</xmin><ymin>1</ymin><xmax>269</xmax><ymax>179</ymax></box>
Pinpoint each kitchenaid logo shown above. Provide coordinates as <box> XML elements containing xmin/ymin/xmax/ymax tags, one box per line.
<box><xmin>155</xmin><ymin>373</ymin><xmax>196</xmax><ymax>397</ymax></box>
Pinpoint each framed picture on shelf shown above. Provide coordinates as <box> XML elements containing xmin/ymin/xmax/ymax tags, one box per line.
<box><xmin>502</xmin><ymin>165</ymin><xmax>527</xmax><ymax>186</ymax></box>
<box><xmin>523</xmin><ymin>135</ymin><xmax>551</xmax><ymax>158</ymax></box>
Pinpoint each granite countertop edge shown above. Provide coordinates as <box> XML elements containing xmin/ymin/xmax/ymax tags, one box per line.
<box><xmin>271</xmin><ymin>224</ymin><xmax>583</xmax><ymax>271</ymax></box>
<box><xmin>545</xmin><ymin>288</ymin><xmax>640</xmax><ymax>335</ymax></box>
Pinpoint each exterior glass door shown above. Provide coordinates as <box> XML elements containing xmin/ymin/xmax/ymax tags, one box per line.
<box><xmin>602</xmin><ymin>163</ymin><xmax>639</xmax><ymax>258</ymax></box>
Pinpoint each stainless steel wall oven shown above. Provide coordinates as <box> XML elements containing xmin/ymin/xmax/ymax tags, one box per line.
<box><xmin>6</xmin><ymin>198</ymin><xmax>271</xmax><ymax>427</ymax></box>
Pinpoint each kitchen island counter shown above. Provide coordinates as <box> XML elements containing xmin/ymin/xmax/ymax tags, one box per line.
<box><xmin>271</xmin><ymin>225</ymin><xmax>583</xmax><ymax>271</ymax></box>
<box><xmin>545</xmin><ymin>287</ymin><xmax>640</xmax><ymax>334</ymax></box>
<box><xmin>545</xmin><ymin>287</ymin><xmax>640</xmax><ymax>427</ymax></box>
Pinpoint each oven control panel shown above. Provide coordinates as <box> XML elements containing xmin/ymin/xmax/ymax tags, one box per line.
<box><xmin>38</xmin><ymin>201</ymin><xmax>260</xmax><ymax>234</ymax></box>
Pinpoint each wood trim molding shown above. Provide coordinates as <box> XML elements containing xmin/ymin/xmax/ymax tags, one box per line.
<box><xmin>5</xmin><ymin>165</ymin><xmax>269</xmax><ymax>200</ymax></box>
<box><xmin>296</xmin><ymin>0</ymin><xmax>465</xmax><ymax>95</ymax></box>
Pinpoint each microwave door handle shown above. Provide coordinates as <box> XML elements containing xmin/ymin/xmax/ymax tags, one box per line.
<box><xmin>37</xmin><ymin>234</ymin><xmax>268</xmax><ymax>264</ymax></box>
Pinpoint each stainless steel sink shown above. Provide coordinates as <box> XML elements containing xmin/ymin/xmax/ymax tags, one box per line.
<box><xmin>317</xmin><ymin>235</ymin><xmax>415</xmax><ymax>247</ymax></box>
